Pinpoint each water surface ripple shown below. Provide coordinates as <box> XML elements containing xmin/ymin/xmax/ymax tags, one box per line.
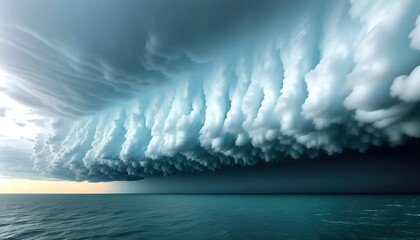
<box><xmin>0</xmin><ymin>194</ymin><xmax>419</xmax><ymax>239</ymax></box>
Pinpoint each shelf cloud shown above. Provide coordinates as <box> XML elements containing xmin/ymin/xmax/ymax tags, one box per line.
<box><xmin>0</xmin><ymin>0</ymin><xmax>419</xmax><ymax>181</ymax></box>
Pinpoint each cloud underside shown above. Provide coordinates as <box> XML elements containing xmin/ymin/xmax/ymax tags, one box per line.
<box><xmin>0</xmin><ymin>146</ymin><xmax>35</xmax><ymax>179</ymax></box>
<box><xmin>0</xmin><ymin>0</ymin><xmax>419</xmax><ymax>181</ymax></box>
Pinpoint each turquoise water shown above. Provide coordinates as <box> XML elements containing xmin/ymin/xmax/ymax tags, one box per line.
<box><xmin>0</xmin><ymin>194</ymin><xmax>419</xmax><ymax>239</ymax></box>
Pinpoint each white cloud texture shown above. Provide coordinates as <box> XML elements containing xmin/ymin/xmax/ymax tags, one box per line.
<box><xmin>0</xmin><ymin>0</ymin><xmax>419</xmax><ymax>181</ymax></box>
<box><xmin>391</xmin><ymin>66</ymin><xmax>420</xmax><ymax>102</ymax></box>
<box><xmin>410</xmin><ymin>16</ymin><xmax>420</xmax><ymax>50</ymax></box>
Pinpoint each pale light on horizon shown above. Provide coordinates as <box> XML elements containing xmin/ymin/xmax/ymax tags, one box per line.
<box><xmin>0</xmin><ymin>179</ymin><xmax>115</xmax><ymax>194</ymax></box>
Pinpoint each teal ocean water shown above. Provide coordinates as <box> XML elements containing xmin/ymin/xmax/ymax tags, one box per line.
<box><xmin>0</xmin><ymin>194</ymin><xmax>419</xmax><ymax>239</ymax></box>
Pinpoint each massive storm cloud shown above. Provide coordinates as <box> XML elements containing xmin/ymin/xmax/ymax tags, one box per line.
<box><xmin>1</xmin><ymin>0</ymin><xmax>419</xmax><ymax>181</ymax></box>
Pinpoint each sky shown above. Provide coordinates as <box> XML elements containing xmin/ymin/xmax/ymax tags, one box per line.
<box><xmin>0</xmin><ymin>0</ymin><xmax>419</xmax><ymax>193</ymax></box>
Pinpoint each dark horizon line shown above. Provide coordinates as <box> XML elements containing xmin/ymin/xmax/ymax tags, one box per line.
<box><xmin>2</xmin><ymin>192</ymin><xmax>420</xmax><ymax>195</ymax></box>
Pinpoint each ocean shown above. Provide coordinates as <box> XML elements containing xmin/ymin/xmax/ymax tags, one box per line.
<box><xmin>0</xmin><ymin>194</ymin><xmax>419</xmax><ymax>239</ymax></box>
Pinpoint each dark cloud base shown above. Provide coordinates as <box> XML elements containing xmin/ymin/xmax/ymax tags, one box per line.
<box><xmin>115</xmin><ymin>139</ymin><xmax>420</xmax><ymax>193</ymax></box>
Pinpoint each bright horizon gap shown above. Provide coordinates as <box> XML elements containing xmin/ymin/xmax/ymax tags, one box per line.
<box><xmin>0</xmin><ymin>179</ymin><xmax>116</xmax><ymax>194</ymax></box>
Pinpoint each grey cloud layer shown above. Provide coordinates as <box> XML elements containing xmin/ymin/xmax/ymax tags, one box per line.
<box><xmin>0</xmin><ymin>146</ymin><xmax>36</xmax><ymax>179</ymax></box>
<box><xmin>1</xmin><ymin>0</ymin><xmax>419</xmax><ymax>181</ymax></box>
<box><xmin>0</xmin><ymin>107</ymin><xmax>6</xmax><ymax>117</ymax></box>
<box><xmin>0</xmin><ymin>0</ymin><xmax>286</xmax><ymax>116</ymax></box>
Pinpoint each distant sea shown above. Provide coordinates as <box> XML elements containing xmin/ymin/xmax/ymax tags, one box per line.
<box><xmin>0</xmin><ymin>194</ymin><xmax>419</xmax><ymax>239</ymax></box>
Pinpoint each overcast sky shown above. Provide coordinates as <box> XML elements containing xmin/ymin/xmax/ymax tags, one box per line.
<box><xmin>0</xmin><ymin>0</ymin><xmax>419</xmax><ymax>192</ymax></box>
